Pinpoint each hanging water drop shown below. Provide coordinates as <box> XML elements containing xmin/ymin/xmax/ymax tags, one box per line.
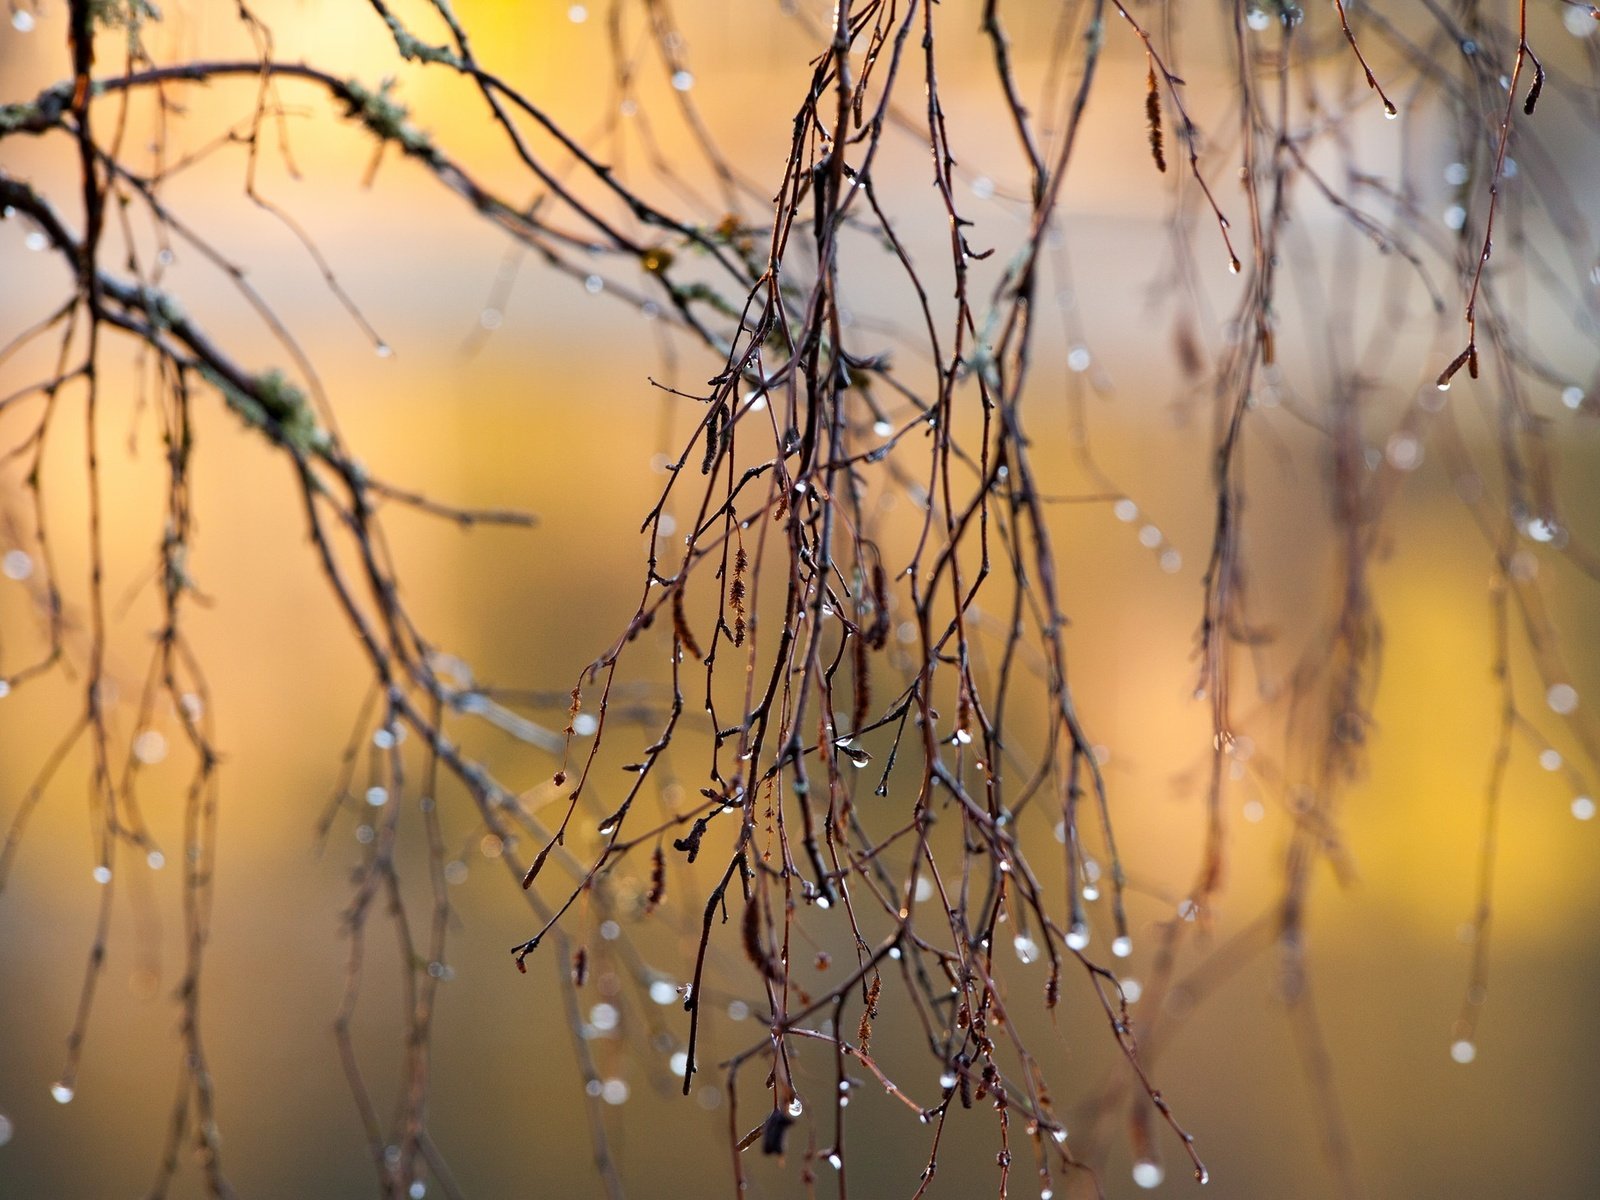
<box><xmin>1132</xmin><ymin>1160</ymin><xmax>1164</xmax><ymax>1188</ymax></box>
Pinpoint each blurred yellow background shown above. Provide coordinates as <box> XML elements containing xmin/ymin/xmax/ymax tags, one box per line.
<box><xmin>1</xmin><ymin>2</ymin><xmax>1597</xmax><ymax>1198</ymax></box>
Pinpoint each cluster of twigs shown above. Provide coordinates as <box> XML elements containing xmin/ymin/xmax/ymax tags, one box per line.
<box><xmin>1</xmin><ymin>1</ymin><xmax>1597</xmax><ymax>1197</ymax></box>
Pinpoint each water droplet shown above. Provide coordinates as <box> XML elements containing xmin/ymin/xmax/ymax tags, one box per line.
<box><xmin>1525</xmin><ymin>516</ymin><xmax>1558</xmax><ymax>543</ymax></box>
<box><xmin>649</xmin><ymin>980</ymin><xmax>678</xmax><ymax>1006</ymax></box>
<box><xmin>1539</xmin><ymin>748</ymin><xmax>1562</xmax><ymax>772</ymax></box>
<box><xmin>601</xmin><ymin>1078</ymin><xmax>629</xmax><ymax>1105</ymax></box>
<box><xmin>1066</xmin><ymin>346</ymin><xmax>1091</xmax><ymax>373</ymax></box>
<box><xmin>1385</xmin><ymin>433</ymin><xmax>1422</xmax><ymax>471</ymax></box>
<box><xmin>1245</xmin><ymin>8</ymin><xmax>1271</xmax><ymax>31</ymax></box>
<box><xmin>1383</xmin><ymin>105</ymin><xmax>1399</xmax><ymax>120</ymax></box>
<box><xmin>443</xmin><ymin>860</ymin><xmax>468</xmax><ymax>885</ymax></box>
<box><xmin>970</xmin><ymin>175</ymin><xmax>995</xmax><ymax>201</ymax></box>
<box><xmin>1081</xmin><ymin>884</ymin><xmax>1100</xmax><ymax>902</ymax></box>
<box><xmin>24</xmin><ymin>231</ymin><xmax>46</xmax><ymax>252</ymax></box>
<box><xmin>1547</xmin><ymin>684</ymin><xmax>1578</xmax><ymax>715</ymax></box>
<box><xmin>888</xmin><ymin>946</ymin><xmax>902</xmax><ymax>960</ymax></box>
<box><xmin>2</xmin><ymin>549</ymin><xmax>33</xmax><ymax>580</ymax></box>
<box><xmin>1159</xmin><ymin>549</ymin><xmax>1183</xmax><ymax>573</ymax></box>
<box><xmin>146</xmin><ymin>850</ymin><xmax>165</xmax><ymax>870</ymax></box>
<box><xmin>1065</xmin><ymin>924</ymin><xmax>1089</xmax><ymax>951</ymax></box>
<box><xmin>584</xmin><ymin>273</ymin><xmax>603</xmax><ymax>294</ymax></box>
<box><xmin>1242</xmin><ymin>799</ymin><xmax>1266</xmax><ymax>823</ymax></box>
<box><xmin>670</xmin><ymin>1050</ymin><xmax>689</xmax><ymax>1076</ymax></box>
<box><xmin>133</xmin><ymin>730</ymin><xmax>167</xmax><ymax>765</ymax></box>
<box><xmin>826</xmin><ymin>1152</ymin><xmax>843</xmax><ymax>1170</ymax></box>
<box><xmin>409</xmin><ymin>1182</ymin><xmax>427</xmax><ymax>1200</ymax></box>
<box><xmin>92</xmin><ymin>865</ymin><xmax>112</xmax><ymax>885</ymax></box>
<box><xmin>1178</xmin><ymin>898</ymin><xmax>1199</xmax><ymax>921</ymax></box>
<box><xmin>599</xmin><ymin>919</ymin><xmax>621</xmax><ymax>941</ymax></box>
<box><xmin>589</xmin><ymin>1002</ymin><xmax>619</xmax><ymax>1032</ymax></box>
<box><xmin>1566</xmin><ymin>7</ymin><xmax>1599</xmax><ymax>37</ymax></box>
<box><xmin>50</xmin><ymin>1083</ymin><xmax>74</xmax><ymax>1105</ymax></box>
<box><xmin>1443</xmin><ymin>162</ymin><xmax>1469</xmax><ymax>186</ymax></box>
<box><xmin>671</xmin><ymin>69</ymin><xmax>694</xmax><ymax>92</ymax></box>
<box><xmin>727</xmin><ymin>999</ymin><xmax>750</xmax><ymax>1020</ymax></box>
<box><xmin>953</xmin><ymin>727</ymin><xmax>973</xmax><ymax>746</ymax></box>
<box><xmin>1562</xmin><ymin>386</ymin><xmax>1585</xmax><ymax>410</ymax></box>
<box><xmin>1443</xmin><ymin>204</ymin><xmax>1467</xmax><ymax>231</ymax></box>
<box><xmin>1121</xmin><ymin>977</ymin><xmax>1143</xmax><ymax>1003</ymax></box>
<box><xmin>568</xmin><ymin>3</ymin><xmax>588</xmax><ymax>22</ymax></box>
<box><xmin>1013</xmin><ymin>934</ymin><xmax>1039</xmax><ymax>964</ymax></box>
<box><xmin>939</xmin><ymin>1070</ymin><xmax>958</xmax><ymax>1090</ymax></box>
<box><xmin>1051</xmin><ymin>1126</ymin><xmax>1068</xmax><ymax>1143</ymax></box>
<box><xmin>355</xmin><ymin>824</ymin><xmax>375</xmax><ymax>845</ymax></box>
<box><xmin>1112</xmin><ymin>935</ymin><xmax>1133</xmax><ymax>958</ymax></box>
<box><xmin>365</xmin><ymin>785</ymin><xmax>389</xmax><ymax>807</ymax></box>
<box><xmin>1113</xmin><ymin>498</ymin><xmax>1139</xmax><ymax>523</ymax></box>
<box><xmin>1572</xmin><ymin>796</ymin><xmax>1596</xmax><ymax>821</ymax></box>
<box><xmin>1133</xmin><ymin>1159</ymin><xmax>1164</xmax><ymax>1188</ymax></box>
<box><xmin>479</xmin><ymin>307</ymin><xmax>503</xmax><ymax>330</ymax></box>
<box><xmin>12</xmin><ymin>9</ymin><xmax>36</xmax><ymax>32</ymax></box>
<box><xmin>1450</xmin><ymin>1039</ymin><xmax>1476</xmax><ymax>1064</ymax></box>
<box><xmin>1138</xmin><ymin>524</ymin><xmax>1162</xmax><ymax>549</ymax></box>
<box><xmin>787</xmin><ymin>1097</ymin><xmax>804</xmax><ymax>1117</ymax></box>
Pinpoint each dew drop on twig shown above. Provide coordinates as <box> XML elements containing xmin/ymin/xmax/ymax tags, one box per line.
<box><xmin>1132</xmin><ymin>1159</ymin><xmax>1164</xmax><ymax>1188</ymax></box>
<box><xmin>1546</xmin><ymin>684</ymin><xmax>1578</xmax><ymax>715</ymax></box>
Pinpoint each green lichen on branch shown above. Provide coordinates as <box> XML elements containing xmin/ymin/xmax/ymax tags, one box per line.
<box><xmin>380</xmin><ymin>13</ymin><xmax>464</xmax><ymax>69</ymax></box>
<box><xmin>342</xmin><ymin>77</ymin><xmax>437</xmax><ymax>159</ymax></box>
<box><xmin>0</xmin><ymin>102</ymin><xmax>38</xmax><ymax>134</ymax></box>
<box><xmin>91</xmin><ymin>0</ymin><xmax>161</xmax><ymax>33</ymax></box>
<box><xmin>202</xmin><ymin>365</ymin><xmax>329</xmax><ymax>456</ymax></box>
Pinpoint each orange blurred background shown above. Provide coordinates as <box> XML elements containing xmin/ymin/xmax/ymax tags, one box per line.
<box><xmin>1</xmin><ymin>2</ymin><xmax>1598</xmax><ymax>1198</ymax></box>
